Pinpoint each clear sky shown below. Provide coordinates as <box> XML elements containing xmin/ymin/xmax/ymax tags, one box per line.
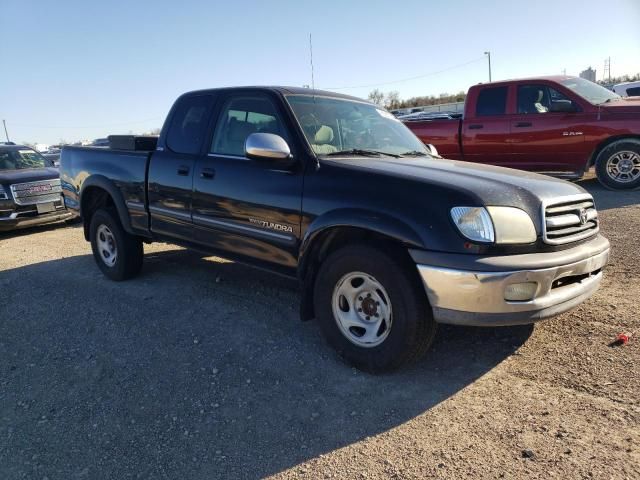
<box><xmin>1</xmin><ymin>0</ymin><xmax>639</xmax><ymax>144</ymax></box>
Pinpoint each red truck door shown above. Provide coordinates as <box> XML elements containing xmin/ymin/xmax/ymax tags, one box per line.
<box><xmin>509</xmin><ymin>83</ymin><xmax>590</xmax><ymax>173</ymax></box>
<box><xmin>461</xmin><ymin>85</ymin><xmax>513</xmax><ymax>165</ymax></box>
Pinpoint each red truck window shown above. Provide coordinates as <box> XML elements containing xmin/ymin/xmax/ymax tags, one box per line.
<box><xmin>517</xmin><ymin>85</ymin><xmax>573</xmax><ymax>114</ymax></box>
<box><xmin>476</xmin><ymin>87</ymin><xmax>508</xmax><ymax>116</ymax></box>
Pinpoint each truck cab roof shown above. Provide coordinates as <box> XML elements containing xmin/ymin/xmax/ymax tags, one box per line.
<box><xmin>180</xmin><ymin>86</ymin><xmax>371</xmax><ymax>103</ymax></box>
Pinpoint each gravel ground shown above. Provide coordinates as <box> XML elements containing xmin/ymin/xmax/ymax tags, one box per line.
<box><xmin>0</xmin><ymin>174</ymin><xmax>638</xmax><ymax>479</ymax></box>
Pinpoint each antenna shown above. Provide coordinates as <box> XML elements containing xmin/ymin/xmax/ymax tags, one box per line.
<box><xmin>309</xmin><ymin>33</ymin><xmax>315</xmax><ymax>91</ymax></box>
<box><xmin>2</xmin><ymin>120</ymin><xmax>9</xmax><ymax>142</ymax></box>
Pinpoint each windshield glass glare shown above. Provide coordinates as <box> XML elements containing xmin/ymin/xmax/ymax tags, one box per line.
<box><xmin>286</xmin><ymin>95</ymin><xmax>430</xmax><ymax>157</ymax></box>
<box><xmin>561</xmin><ymin>77</ymin><xmax>621</xmax><ymax>105</ymax></box>
<box><xmin>0</xmin><ymin>149</ymin><xmax>47</xmax><ymax>170</ymax></box>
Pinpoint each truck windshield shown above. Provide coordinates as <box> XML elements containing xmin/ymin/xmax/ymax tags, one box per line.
<box><xmin>0</xmin><ymin>149</ymin><xmax>47</xmax><ymax>170</ymax></box>
<box><xmin>561</xmin><ymin>77</ymin><xmax>621</xmax><ymax>105</ymax></box>
<box><xmin>286</xmin><ymin>95</ymin><xmax>430</xmax><ymax>157</ymax></box>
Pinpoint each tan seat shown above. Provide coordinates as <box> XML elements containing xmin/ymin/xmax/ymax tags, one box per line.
<box><xmin>534</xmin><ymin>90</ymin><xmax>549</xmax><ymax>113</ymax></box>
<box><xmin>311</xmin><ymin>125</ymin><xmax>338</xmax><ymax>154</ymax></box>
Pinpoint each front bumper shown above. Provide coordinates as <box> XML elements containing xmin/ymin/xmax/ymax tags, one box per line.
<box><xmin>412</xmin><ymin>235</ymin><xmax>610</xmax><ymax>326</ymax></box>
<box><xmin>0</xmin><ymin>209</ymin><xmax>74</xmax><ymax>231</ymax></box>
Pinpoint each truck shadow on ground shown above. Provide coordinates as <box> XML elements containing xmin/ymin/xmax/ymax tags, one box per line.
<box><xmin>0</xmin><ymin>249</ymin><xmax>533</xmax><ymax>479</ymax></box>
<box><xmin>577</xmin><ymin>177</ymin><xmax>640</xmax><ymax>210</ymax></box>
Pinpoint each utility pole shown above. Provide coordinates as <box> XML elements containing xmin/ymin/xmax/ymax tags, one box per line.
<box><xmin>2</xmin><ymin>120</ymin><xmax>9</xmax><ymax>142</ymax></box>
<box><xmin>604</xmin><ymin>57</ymin><xmax>611</xmax><ymax>83</ymax></box>
<box><xmin>484</xmin><ymin>51</ymin><xmax>492</xmax><ymax>82</ymax></box>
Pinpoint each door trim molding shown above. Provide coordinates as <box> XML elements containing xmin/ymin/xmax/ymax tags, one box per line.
<box><xmin>192</xmin><ymin>214</ymin><xmax>296</xmax><ymax>246</ymax></box>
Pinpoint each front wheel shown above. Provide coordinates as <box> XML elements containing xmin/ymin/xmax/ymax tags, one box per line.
<box><xmin>89</xmin><ymin>208</ymin><xmax>143</xmax><ymax>281</ymax></box>
<box><xmin>595</xmin><ymin>139</ymin><xmax>640</xmax><ymax>190</ymax></box>
<box><xmin>313</xmin><ymin>245</ymin><xmax>437</xmax><ymax>373</ymax></box>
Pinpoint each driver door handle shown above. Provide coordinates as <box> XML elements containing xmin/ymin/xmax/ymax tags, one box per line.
<box><xmin>177</xmin><ymin>165</ymin><xmax>190</xmax><ymax>176</ymax></box>
<box><xmin>515</xmin><ymin>122</ymin><xmax>532</xmax><ymax>128</ymax></box>
<box><xmin>200</xmin><ymin>168</ymin><xmax>216</xmax><ymax>179</ymax></box>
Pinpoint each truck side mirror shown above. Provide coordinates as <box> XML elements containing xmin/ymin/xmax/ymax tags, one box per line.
<box><xmin>245</xmin><ymin>133</ymin><xmax>294</xmax><ymax>168</ymax></box>
<box><xmin>549</xmin><ymin>100</ymin><xmax>577</xmax><ymax>113</ymax></box>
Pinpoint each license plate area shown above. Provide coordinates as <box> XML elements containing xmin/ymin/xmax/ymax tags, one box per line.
<box><xmin>36</xmin><ymin>202</ymin><xmax>55</xmax><ymax>214</ymax></box>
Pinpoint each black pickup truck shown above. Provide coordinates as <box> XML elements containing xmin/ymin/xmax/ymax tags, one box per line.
<box><xmin>60</xmin><ymin>87</ymin><xmax>610</xmax><ymax>372</ymax></box>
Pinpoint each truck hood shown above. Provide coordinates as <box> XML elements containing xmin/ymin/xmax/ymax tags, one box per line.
<box><xmin>322</xmin><ymin>155</ymin><xmax>588</xmax><ymax>208</ymax></box>
<box><xmin>600</xmin><ymin>97</ymin><xmax>640</xmax><ymax>113</ymax></box>
<box><xmin>0</xmin><ymin>167</ymin><xmax>60</xmax><ymax>185</ymax></box>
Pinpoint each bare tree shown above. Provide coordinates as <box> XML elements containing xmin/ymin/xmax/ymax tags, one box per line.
<box><xmin>385</xmin><ymin>91</ymin><xmax>401</xmax><ymax>110</ymax></box>
<box><xmin>368</xmin><ymin>89</ymin><xmax>385</xmax><ymax>105</ymax></box>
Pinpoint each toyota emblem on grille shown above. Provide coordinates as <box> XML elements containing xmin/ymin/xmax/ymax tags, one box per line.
<box><xmin>579</xmin><ymin>208</ymin><xmax>588</xmax><ymax>225</ymax></box>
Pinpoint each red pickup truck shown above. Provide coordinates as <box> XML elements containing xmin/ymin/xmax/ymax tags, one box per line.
<box><xmin>404</xmin><ymin>76</ymin><xmax>640</xmax><ymax>189</ymax></box>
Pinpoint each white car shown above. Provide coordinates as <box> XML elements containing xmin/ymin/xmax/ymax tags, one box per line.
<box><xmin>612</xmin><ymin>81</ymin><xmax>640</xmax><ymax>97</ymax></box>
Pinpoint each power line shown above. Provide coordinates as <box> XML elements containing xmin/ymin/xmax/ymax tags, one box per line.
<box><xmin>322</xmin><ymin>57</ymin><xmax>486</xmax><ymax>90</ymax></box>
<box><xmin>8</xmin><ymin>116</ymin><xmax>164</xmax><ymax>129</ymax></box>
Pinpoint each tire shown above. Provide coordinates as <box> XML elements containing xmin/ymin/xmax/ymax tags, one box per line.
<box><xmin>313</xmin><ymin>244</ymin><xmax>437</xmax><ymax>373</ymax></box>
<box><xmin>89</xmin><ymin>208</ymin><xmax>143</xmax><ymax>281</ymax></box>
<box><xmin>595</xmin><ymin>139</ymin><xmax>640</xmax><ymax>190</ymax></box>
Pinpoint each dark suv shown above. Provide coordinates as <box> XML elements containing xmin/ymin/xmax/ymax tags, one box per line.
<box><xmin>0</xmin><ymin>144</ymin><xmax>72</xmax><ymax>231</ymax></box>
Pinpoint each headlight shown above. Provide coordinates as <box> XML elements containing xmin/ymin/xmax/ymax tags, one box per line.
<box><xmin>451</xmin><ymin>207</ymin><xmax>495</xmax><ymax>243</ymax></box>
<box><xmin>486</xmin><ymin>206</ymin><xmax>537</xmax><ymax>244</ymax></box>
<box><xmin>451</xmin><ymin>206</ymin><xmax>537</xmax><ymax>244</ymax></box>
<box><xmin>0</xmin><ymin>185</ymin><xmax>7</xmax><ymax>200</ymax></box>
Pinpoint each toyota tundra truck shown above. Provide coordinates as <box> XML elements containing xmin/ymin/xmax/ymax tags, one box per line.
<box><xmin>0</xmin><ymin>143</ymin><xmax>72</xmax><ymax>231</ymax></box>
<box><xmin>404</xmin><ymin>76</ymin><xmax>640</xmax><ymax>190</ymax></box>
<box><xmin>60</xmin><ymin>87</ymin><xmax>610</xmax><ymax>372</ymax></box>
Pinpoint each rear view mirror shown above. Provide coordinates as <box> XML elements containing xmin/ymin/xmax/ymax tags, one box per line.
<box><xmin>550</xmin><ymin>100</ymin><xmax>577</xmax><ymax>113</ymax></box>
<box><xmin>245</xmin><ymin>133</ymin><xmax>294</xmax><ymax>167</ymax></box>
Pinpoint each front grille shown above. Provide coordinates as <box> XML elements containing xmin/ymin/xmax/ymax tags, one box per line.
<box><xmin>10</xmin><ymin>179</ymin><xmax>62</xmax><ymax>206</ymax></box>
<box><xmin>543</xmin><ymin>195</ymin><xmax>599</xmax><ymax>245</ymax></box>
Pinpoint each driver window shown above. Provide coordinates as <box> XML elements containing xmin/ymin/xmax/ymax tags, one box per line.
<box><xmin>211</xmin><ymin>96</ymin><xmax>286</xmax><ymax>157</ymax></box>
<box><xmin>517</xmin><ymin>85</ymin><xmax>550</xmax><ymax>114</ymax></box>
<box><xmin>518</xmin><ymin>85</ymin><xmax>573</xmax><ymax>114</ymax></box>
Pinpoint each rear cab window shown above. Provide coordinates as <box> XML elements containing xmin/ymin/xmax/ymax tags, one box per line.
<box><xmin>475</xmin><ymin>86</ymin><xmax>508</xmax><ymax>116</ymax></box>
<box><xmin>166</xmin><ymin>95</ymin><xmax>216</xmax><ymax>155</ymax></box>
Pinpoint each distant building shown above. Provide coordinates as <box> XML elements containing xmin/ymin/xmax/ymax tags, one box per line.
<box><xmin>580</xmin><ymin>67</ymin><xmax>596</xmax><ymax>82</ymax></box>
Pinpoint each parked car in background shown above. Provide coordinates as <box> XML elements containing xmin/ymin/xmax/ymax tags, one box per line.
<box><xmin>612</xmin><ymin>81</ymin><xmax>640</xmax><ymax>98</ymax></box>
<box><xmin>60</xmin><ymin>86</ymin><xmax>609</xmax><ymax>372</ymax></box>
<box><xmin>404</xmin><ymin>76</ymin><xmax>640</xmax><ymax>189</ymax></box>
<box><xmin>91</xmin><ymin>138</ymin><xmax>110</xmax><ymax>147</ymax></box>
<box><xmin>0</xmin><ymin>144</ymin><xmax>72</xmax><ymax>231</ymax></box>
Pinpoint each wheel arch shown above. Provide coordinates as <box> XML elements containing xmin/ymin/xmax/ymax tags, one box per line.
<box><xmin>297</xmin><ymin>209</ymin><xmax>424</xmax><ymax>321</ymax></box>
<box><xmin>80</xmin><ymin>175</ymin><xmax>133</xmax><ymax>241</ymax></box>
<box><xmin>588</xmin><ymin>134</ymin><xmax>640</xmax><ymax>168</ymax></box>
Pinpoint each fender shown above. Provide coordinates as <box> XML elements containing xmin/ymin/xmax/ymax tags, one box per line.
<box><xmin>80</xmin><ymin>174</ymin><xmax>134</xmax><ymax>235</ymax></box>
<box><xmin>297</xmin><ymin>208</ymin><xmax>424</xmax><ymax>280</ymax></box>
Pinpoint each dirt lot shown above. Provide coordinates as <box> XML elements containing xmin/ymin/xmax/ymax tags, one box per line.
<box><xmin>0</xmin><ymin>174</ymin><xmax>638</xmax><ymax>479</ymax></box>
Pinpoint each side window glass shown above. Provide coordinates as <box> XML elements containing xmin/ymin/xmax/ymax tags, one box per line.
<box><xmin>626</xmin><ymin>87</ymin><xmax>640</xmax><ymax>96</ymax></box>
<box><xmin>211</xmin><ymin>96</ymin><xmax>286</xmax><ymax>157</ymax></box>
<box><xmin>166</xmin><ymin>95</ymin><xmax>215</xmax><ymax>154</ymax></box>
<box><xmin>475</xmin><ymin>87</ymin><xmax>508</xmax><ymax>116</ymax></box>
<box><xmin>517</xmin><ymin>85</ymin><xmax>552</xmax><ymax>114</ymax></box>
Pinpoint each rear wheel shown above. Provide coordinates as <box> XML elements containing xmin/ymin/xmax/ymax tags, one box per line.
<box><xmin>89</xmin><ymin>208</ymin><xmax>143</xmax><ymax>281</ymax></box>
<box><xmin>595</xmin><ymin>139</ymin><xmax>640</xmax><ymax>190</ymax></box>
<box><xmin>314</xmin><ymin>244</ymin><xmax>437</xmax><ymax>373</ymax></box>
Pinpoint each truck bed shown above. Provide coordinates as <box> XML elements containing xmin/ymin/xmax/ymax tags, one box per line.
<box><xmin>60</xmin><ymin>145</ymin><xmax>151</xmax><ymax>235</ymax></box>
<box><xmin>402</xmin><ymin>118</ymin><xmax>462</xmax><ymax>159</ymax></box>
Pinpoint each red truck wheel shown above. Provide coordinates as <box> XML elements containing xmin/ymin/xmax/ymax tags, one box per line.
<box><xmin>595</xmin><ymin>139</ymin><xmax>640</xmax><ymax>190</ymax></box>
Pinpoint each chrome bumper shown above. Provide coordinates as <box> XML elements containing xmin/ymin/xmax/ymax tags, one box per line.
<box><xmin>0</xmin><ymin>210</ymin><xmax>74</xmax><ymax>231</ymax></box>
<box><xmin>415</xmin><ymin>236</ymin><xmax>610</xmax><ymax>326</ymax></box>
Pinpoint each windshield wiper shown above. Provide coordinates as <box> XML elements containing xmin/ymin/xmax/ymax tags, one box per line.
<box><xmin>323</xmin><ymin>149</ymin><xmax>401</xmax><ymax>158</ymax></box>
<box><xmin>400</xmin><ymin>150</ymin><xmax>429</xmax><ymax>157</ymax></box>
